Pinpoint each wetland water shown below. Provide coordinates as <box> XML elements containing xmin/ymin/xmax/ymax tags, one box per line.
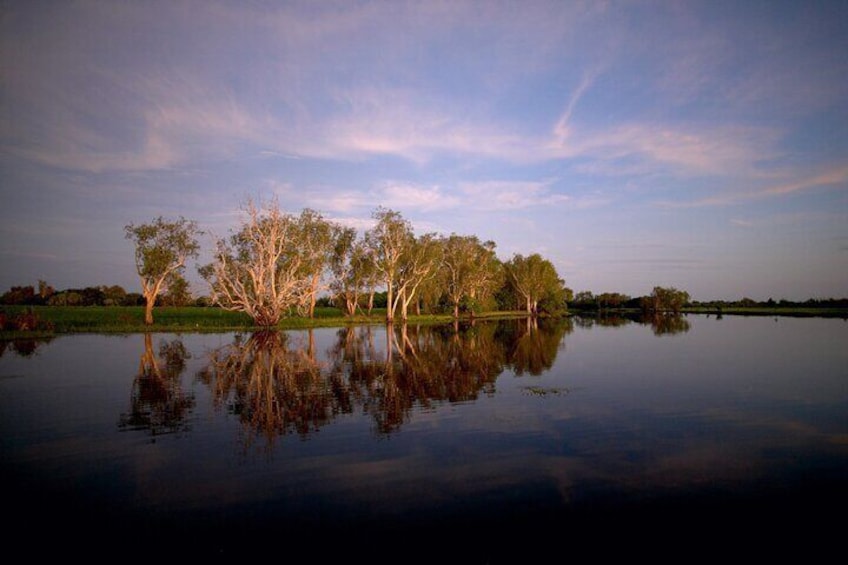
<box><xmin>1</xmin><ymin>315</ymin><xmax>846</xmax><ymax>560</ymax></box>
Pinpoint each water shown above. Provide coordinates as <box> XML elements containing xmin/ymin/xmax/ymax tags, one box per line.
<box><xmin>2</xmin><ymin>315</ymin><xmax>846</xmax><ymax>561</ymax></box>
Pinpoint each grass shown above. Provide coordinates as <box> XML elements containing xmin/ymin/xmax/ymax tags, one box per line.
<box><xmin>8</xmin><ymin>303</ymin><xmax>839</xmax><ymax>339</ymax></box>
<box><xmin>682</xmin><ymin>306</ymin><xmax>848</xmax><ymax>318</ymax></box>
<box><xmin>0</xmin><ymin>305</ymin><xmax>533</xmax><ymax>337</ymax></box>
<box><xmin>572</xmin><ymin>305</ymin><xmax>848</xmax><ymax>319</ymax></box>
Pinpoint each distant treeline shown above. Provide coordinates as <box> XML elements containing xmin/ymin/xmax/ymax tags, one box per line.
<box><xmin>0</xmin><ymin>281</ymin><xmax>183</xmax><ymax>307</ymax></box>
<box><xmin>3</xmin><ymin>280</ymin><xmax>845</xmax><ymax>312</ymax></box>
<box><xmin>0</xmin><ymin>280</ymin><xmax>393</xmax><ymax>309</ymax></box>
<box><xmin>570</xmin><ymin>290</ymin><xmax>848</xmax><ymax>311</ymax></box>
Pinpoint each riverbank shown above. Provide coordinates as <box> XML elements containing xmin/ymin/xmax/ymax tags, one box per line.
<box><xmin>2</xmin><ymin>304</ymin><xmax>846</xmax><ymax>339</ymax></box>
<box><xmin>571</xmin><ymin>306</ymin><xmax>848</xmax><ymax>319</ymax></box>
<box><xmin>0</xmin><ymin>305</ymin><xmax>533</xmax><ymax>338</ymax></box>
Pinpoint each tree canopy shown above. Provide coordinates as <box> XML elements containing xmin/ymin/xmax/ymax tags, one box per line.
<box><xmin>124</xmin><ymin>216</ymin><xmax>201</xmax><ymax>325</ymax></box>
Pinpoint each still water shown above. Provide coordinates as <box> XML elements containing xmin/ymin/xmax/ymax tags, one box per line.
<box><xmin>2</xmin><ymin>315</ymin><xmax>846</xmax><ymax>560</ymax></box>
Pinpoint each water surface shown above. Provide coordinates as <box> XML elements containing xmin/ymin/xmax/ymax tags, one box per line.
<box><xmin>2</xmin><ymin>315</ymin><xmax>845</xmax><ymax>560</ymax></box>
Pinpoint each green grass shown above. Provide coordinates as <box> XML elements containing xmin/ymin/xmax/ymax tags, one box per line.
<box><xmin>3</xmin><ymin>304</ymin><xmax>844</xmax><ymax>339</ymax></box>
<box><xmin>683</xmin><ymin>306</ymin><xmax>848</xmax><ymax>317</ymax></box>
<box><xmin>0</xmin><ymin>305</ymin><xmax>536</xmax><ymax>337</ymax></box>
<box><xmin>0</xmin><ymin>305</ymin><xmax>254</xmax><ymax>334</ymax></box>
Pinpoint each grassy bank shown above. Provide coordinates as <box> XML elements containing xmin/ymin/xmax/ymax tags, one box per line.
<box><xmin>0</xmin><ymin>305</ymin><xmax>531</xmax><ymax>337</ymax></box>
<box><xmin>6</xmin><ymin>304</ymin><xmax>843</xmax><ymax>339</ymax></box>
<box><xmin>570</xmin><ymin>306</ymin><xmax>848</xmax><ymax>318</ymax></box>
<box><xmin>683</xmin><ymin>306</ymin><xmax>848</xmax><ymax>318</ymax></box>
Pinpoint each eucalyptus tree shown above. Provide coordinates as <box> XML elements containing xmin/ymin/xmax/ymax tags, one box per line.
<box><xmin>365</xmin><ymin>207</ymin><xmax>414</xmax><ymax>323</ymax></box>
<box><xmin>330</xmin><ymin>226</ymin><xmax>376</xmax><ymax>317</ymax></box>
<box><xmin>160</xmin><ymin>272</ymin><xmax>192</xmax><ymax>307</ymax></box>
<box><xmin>392</xmin><ymin>233</ymin><xmax>443</xmax><ymax>321</ymax></box>
<box><xmin>504</xmin><ymin>253</ymin><xmax>565</xmax><ymax>316</ymax></box>
<box><xmin>124</xmin><ymin>216</ymin><xmax>201</xmax><ymax>325</ymax></box>
<box><xmin>441</xmin><ymin>234</ymin><xmax>502</xmax><ymax>318</ymax></box>
<box><xmin>414</xmin><ymin>259</ymin><xmax>447</xmax><ymax>315</ymax></box>
<box><xmin>642</xmin><ymin>286</ymin><xmax>690</xmax><ymax>313</ymax></box>
<box><xmin>199</xmin><ymin>199</ymin><xmax>310</xmax><ymax>328</ymax></box>
<box><xmin>295</xmin><ymin>208</ymin><xmax>339</xmax><ymax>318</ymax></box>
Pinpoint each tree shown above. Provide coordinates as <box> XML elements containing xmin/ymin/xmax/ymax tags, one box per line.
<box><xmin>641</xmin><ymin>286</ymin><xmax>690</xmax><ymax>313</ymax></box>
<box><xmin>442</xmin><ymin>234</ymin><xmax>502</xmax><ymax>318</ymax></box>
<box><xmin>159</xmin><ymin>273</ymin><xmax>192</xmax><ymax>307</ymax></box>
<box><xmin>504</xmin><ymin>253</ymin><xmax>565</xmax><ymax>316</ymax></box>
<box><xmin>101</xmin><ymin>285</ymin><xmax>127</xmax><ymax>306</ymax></box>
<box><xmin>0</xmin><ymin>285</ymin><xmax>35</xmax><ymax>305</ymax></box>
<box><xmin>392</xmin><ymin>233</ymin><xmax>443</xmax><ymax>321</ymax></box>
<box><xmin>199</xmin><ymin>199</ymin><xmax>310</xmax><ymax>327</ymax></box>
<box><xmin>365</xmin><ymin>207</ymin><xmax>414</xmax><ymax>323</ymax></box>
<box><xmin>597</xmin><ymin>292</ymin><xmax>630</xmax><ymax>310</ymax></box>
<box><xmin>295</xmin><ymin>208</ymin><xmax>338</xmax><ymax>318</ymax></box>
<box><xmin>37</xmin><ymin>280</ymin><xmax>55</xmax><ymax>303</ymax></box>
<box><xmin>330</xmin><ymin>227</ymin><xmax>377</xmax><ymax>317</ymax></box>
<box><xmin>125</xmin><ymin>216</ymin><xmax>201</xmax><ymax>325</ymax></box>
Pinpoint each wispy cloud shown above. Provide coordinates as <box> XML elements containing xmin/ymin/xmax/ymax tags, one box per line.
<box><xmin>553</xmin><ymin>69</ymin><xmax>601</xmax><ymax>146</ymax></box>
<box><xmin>761</xmin><ymin>165</ymin><xmax>848</xmax><ymax>197</ymax></box>
<box><xmin>458</xmin><ymin>180</ymin><xmax>570</xmax><ymax>211</ymax></box>
<box><xmin>378</xmin><ymin>182</ymin><xmax>462</xmax><ymax>212</ymax></box>
<box><xmin>656</xmin><ymin>164</ymin><xmax>848</xmax><ymax>208</ymax></box>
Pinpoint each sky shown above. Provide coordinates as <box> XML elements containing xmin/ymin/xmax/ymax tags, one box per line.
<box><xmin>1</xmin><ymin>0</ymin><xmax>847</xmax><ymax>302</ymax></box>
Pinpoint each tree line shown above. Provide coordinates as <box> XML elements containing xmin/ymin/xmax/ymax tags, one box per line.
<box><xmin>6</xmin><ymin>198</ymin><xmax>842</xmax><ymax>327</ymax></box>
<box><xmin>191</xmin><ymin>200</ymin><xmax>569</xmax><ymax>327</ymax></box>
<box><xmin>1</xmin><ymin>200</ymin><xmax>569</xmax><ymax>327</ymax></box>
<box><xmin>570</xmin><ymin>290</ymin><xmax>848</xmax><ymax>312</ymax></box>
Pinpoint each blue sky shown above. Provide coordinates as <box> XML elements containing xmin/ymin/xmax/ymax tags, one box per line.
<box><xmin>1</xmin><ymin>0</ymin><xmax>846</xmax><ymax>302</ymax></box>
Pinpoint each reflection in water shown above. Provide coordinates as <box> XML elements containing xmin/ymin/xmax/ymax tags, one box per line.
<box><xmin>641</xmin><ymin>312</ymin><xmax>691</xmax><ymax>335</ymax></box>
<box><xmin>118</xmin><ymin>334</ymin><xmax>195</xmax><ymax>437</ymax></box>
<box><xmin>196</xmin><ymin>330</ymin><xmax>336</xmax><ymax>452</ymax></box>
<box><xmin>196</xmin><ymin>319</ymin><xmax>573</xmax><ymax>445</ymax></box>
<box><xmin>338</xmin><ymin>322</ymin><xmax>509</xmax><ymax>433</ymax></box>
<box><xmin>499</xmin><ymin>316</ymin><xmax>573</xmax><ymax>375</ymax></box>
<box><xmin>574</xmin><ymin>312</ymin><xmax>690</xmax><ymax>335</ymax></box>
<box><xmin>573</xmin><ymin>314</ymin><xmax>633</xmax><ymax>329</ymax></box>
<box><xmin>2</xmin><ymin>316</ymin><xmax>846</xmax><ymax>560</ymax></box>
<box><xmin>0</xmin><ymin>337</ymin><xmax>55</xmax><ymax>358</ymax></box>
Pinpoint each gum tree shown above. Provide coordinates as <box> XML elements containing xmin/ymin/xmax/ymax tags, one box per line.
<box><xmin>200</xmin><ymin>199</ymin><xmax>309</xmax><ymax>328</ymax></box>
<box><xmin>296</xmin><ymin>208</ymin><xmax>338</xmax><ymax>318</ymax></box>
<box><xmin>365</xmin><ymin>207</ymin><xmax>413</xmax><ymax>323</ymax></box>
<box><xmin>504</xmin><ymin>253</ymin><xmax>565</xmax><ymax>316</ymax></box>
<box><xmin>442</xmin><ymin>234</ymin><xmax>502</xmax><ymax>318</ymax></box>
<box><xmin>392</xmin><ymin>233</ymin><xmax>442</xmax><ymax>321</ymax></box>
<box><xmin>125</xmin><ymin>216</ymin><xmax>201</xmax><ymax>325</ymax></box>
<box><xmin>330</xmin><ymin>227</ymin><xmax>377</xmax><ymax>317</ymax></box>
<box><xmin>642</xmin><ymin>286</ymin><xmax>690</xmax><ymax>313</ymax></box>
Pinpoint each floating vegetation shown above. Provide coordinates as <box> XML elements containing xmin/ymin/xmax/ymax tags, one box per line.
<box><xmin>521</xmin><ymin>385</ymin><xmax>570</xmax><ymax>397</ymax></box>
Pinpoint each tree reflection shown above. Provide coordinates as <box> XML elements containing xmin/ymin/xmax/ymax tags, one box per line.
<box><xmin>572</xmin><ymin>314</ymin><xmax>633</xmax><ymax>329</ymax></box>
<box><xmin>323</xmin><ymin>322</ymin><xmax>507</xmax><ymax>434</ymax></box>
<box><xmin>499</xmin><ymin>317</ymin><xmax>573</xmax><ymax>376</ymax></box>
<box><xmin>197</xmin><ymin>318</ymin><xmax>572</xmax><ymax>444</ymax></box>
<box><xmin>197</xmin><ymin>330</ymin><xmax>342</xmax><ymax>452</ymax></box>
<box><xmin>118</xmin><ymin>334</ymin><xmax>195</xmax><ymax>437</ymax></box>
<box><xmin>641</xmin><ymin>312</ymin><xmax>691</xmax><ymax>336</ymax></box>
<box><xmin>0</xmin><ymin>337</ymin><xmax>55</xmax><ymax>358</ymax></box>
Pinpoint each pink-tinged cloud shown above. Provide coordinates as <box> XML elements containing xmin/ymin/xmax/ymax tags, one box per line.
<box><xmin>377</xmin><ymin>183</ymin><xmax>461</xmax><ymax>212</ymax></box>
<box><xmin>762</xmin><ymin>166</ymin><xmax>848</xmax><ymax>196</ymax></box>
<box><xmin>656</xmin><ymin>164</ymin><xmax>848</xmax><ymax>209</ymax></box>
<box><xmin>459</xmin><ymin>180</ymin><xmax>570</xmax><ymax>211</ymax></box>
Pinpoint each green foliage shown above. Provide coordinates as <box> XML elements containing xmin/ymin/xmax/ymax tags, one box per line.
<box><xmin>0</xmin><ymin>308</ymin><xmax>54</xmax><ymax>332</ymax></box>
<box><xmin>641</xmin><ymin>286</ymin><xmax>690</xmax><ymax>313</ymax></box>
<box><xmin>125</xmin><ymin>216</ymin><xmax>201</xmax><ymax>325</ymax></box>
<box><xmin>158</xmin><ymin>273</ymin><xmax>191</xmax><ymax>307</ymax></box>
<box><xmin>504</xmin><ymin>253</ymin><xmax>567</xmax><ymax>315</ymax></box>
<box><xmin>1</xmin><ymin>285</ymin><xmax>37</xmax><ymax>305</ymax></box>
<box><xmin>201</xmin><ymin>198</ymin><xmax>346</xmax><ymax>326</ymax></box>
<box><xmin>125</xmin><ymin>217</ymin><xmax>201</xmax><ymax>280</ymax></box>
